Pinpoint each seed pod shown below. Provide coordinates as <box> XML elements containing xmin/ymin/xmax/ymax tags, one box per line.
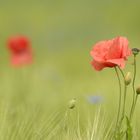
<box><xmin>125</xmin><ymin>72</ymin><xmax>131</xmax><ymax>86</ymax></box>
<box><xmin>68</xmin><ymin>99</ymin><xmax>76</xmax><ymax>109</ymax></box>
<box><xmin>132</xmin><ymin>48</ymin><xmax>140</xmax><ymax>56</ymax></box>
<box><xmin>136</xmin><ymin>86</ymin><xmax>140</xmax><ymax>95</ymax></box>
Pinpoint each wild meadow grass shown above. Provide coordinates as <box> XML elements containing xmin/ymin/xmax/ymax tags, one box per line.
<box><xmin>0</xmin><ymin>48</ymin><xmax>139</xmax><ymax>139</ymax></box>
<box><xmin>1</xmin><ymin>1</ymin><xmax>140</xmax><ymax>139</ymax></box>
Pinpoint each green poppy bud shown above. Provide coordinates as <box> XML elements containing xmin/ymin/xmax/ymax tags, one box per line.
<box><xmin>136</xmin><ymin>86</ymin><xmax>140</xmax><ymax>95</ymax></box>
<box><xmin>68</xmin><ymin>99</ymin><xmax>76</xmax><ymax>109</ymax></box>
<box><xmin>125</xmin><ymin>72</ymin><xmax>131</xmax><ymax>86</ymax></box>
<box><xmin>132</xmin><ymin>48</ymin><xmax>140</xmax><ymax>56</ymax></box>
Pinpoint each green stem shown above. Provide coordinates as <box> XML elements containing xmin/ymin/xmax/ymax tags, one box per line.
<box><xmin>114</xmin><ymin>67</ymin><xmax>122</xmax><ymax>130</ymax></box>
<box><xmin>118</xmin><ymin>67</ymin><xmax>125</xmax><ymax>79</ymax></box>
<box><xmin>122</xmin><ymin>85</ymin><xmax>127</xmax><ymax>119</ymax></box>
<box><xmin>118</xmin><ymin>67</ymin><xmax>127</xmax><ymax>124</ymax></box>
<box><xmin>130</xmin><ymin>55</ymin><xmax>136</xmax><ymax>120</ymax></box>
<box><xmin>130</xmin><ymin>94</ymin><xmax>138</xmax><ymax>121</ymax></box>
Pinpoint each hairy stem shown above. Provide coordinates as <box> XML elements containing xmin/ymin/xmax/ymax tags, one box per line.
<box><xmin>114</xmin><ymin>67</ymin><xmax>122</xmax><ymax>130</ymax></box>
<box><xmin>130</xmin><ymin>94</ymin><xmax>138</xmax><ymax>121</ymax></box>
<box><xmin>122</xmin><ymin>86</ymin><xmax>127</xmax><ymax>119</ymax></box>
<box><xmin>118</xmin><ymin>67</ymin><xmax>127</xmax><ymax>121</ymax></box>
<box><xmin>130</xmin><ymin>55</ymin><xmax>136</xmax><ymax>120</ymax></box>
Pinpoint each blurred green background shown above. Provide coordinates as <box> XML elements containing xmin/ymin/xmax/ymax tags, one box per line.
<box><xmin>0</xmin><ymin>0</ymin><xmax>140</xmax><ymax>139</ymax></box>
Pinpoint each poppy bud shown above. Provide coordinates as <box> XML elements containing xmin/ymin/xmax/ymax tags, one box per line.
<box><xmin>132</xmin><ymin>48</ymin><xmax>140</xmax><ymax>56</ymax></box>
<box><xmin>125</xmin><ymin>72</ymin><xmax>131</xmax><ymax>86</ymax></box>
<box><xmin>68</xmin><ymin>99</ymin><xmax>76</xmax><ymax>109</ymax></box>
<box><xmin>136</xmin><ymin>86</ymin><xmax>140</xmax><ymax>95</ymax></box>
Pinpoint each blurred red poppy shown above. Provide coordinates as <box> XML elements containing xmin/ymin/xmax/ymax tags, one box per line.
<box><xmin>7</xmin><ymin>36</ymin><xmax>33</xmax><ymax>66</ymax></box>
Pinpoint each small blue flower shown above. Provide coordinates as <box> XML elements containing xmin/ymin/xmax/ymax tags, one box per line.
<box><xmin>87</xmin><ymin>95</ymin><xmax>104</xmax><ymax>104</ymax></box>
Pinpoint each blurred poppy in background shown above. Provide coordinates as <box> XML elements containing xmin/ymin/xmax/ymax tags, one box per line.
<box><xmin>7</xmin><ymin>36</ymin><xmax>33</xmax><ymax>66</ymax></box>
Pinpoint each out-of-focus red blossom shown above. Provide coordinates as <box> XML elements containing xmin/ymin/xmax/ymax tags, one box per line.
<box><xmin>90</xmin><ymin>36</ymin><xmax>132</xmax><ymax>71</ymax></box>
<box><xmin>7</xmin><ymin>36</ymin><xmax>33</xmax><ymax>66</ymax></box>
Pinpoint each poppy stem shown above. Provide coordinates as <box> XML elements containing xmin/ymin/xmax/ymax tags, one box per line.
<box><xmin>130</xmin><ymin>55</ymin><xmax>137</xmax><ymax>120</ymax></box>
<box><xmin>122</xmin><ymin>85</ymin><xmax>127</xmax><ymax>119</ymax></box>
<box><xmin>130</xmin><ymin>94</ymin><xmax>138</xmax><ymax>121</ymax></box>
<box><xmin>118</xmin><ymin>67</ymin><xmax>127</xmax><ymax>122</ymax></box>
<box><xmin>114</xmin><ymin>67</ymin><xmax>122</xmax><ymax>132</ymax></box>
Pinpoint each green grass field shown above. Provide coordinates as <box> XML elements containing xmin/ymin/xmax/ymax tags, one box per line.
<box><xmin>0</xmin><ymin>0</ymin><xmax>140</xmax><ymax>139</ymax></box>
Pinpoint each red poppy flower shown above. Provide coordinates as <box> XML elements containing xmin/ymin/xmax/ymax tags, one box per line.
<box><xmin>7</xmin><ymin>36</ymin><xmax>33</xmax><ymax>66</ymax></box>
<box><xmin>90</xmin><ymin>36</ymin><xmax>132</xmax><ymax>71</ymax></box>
